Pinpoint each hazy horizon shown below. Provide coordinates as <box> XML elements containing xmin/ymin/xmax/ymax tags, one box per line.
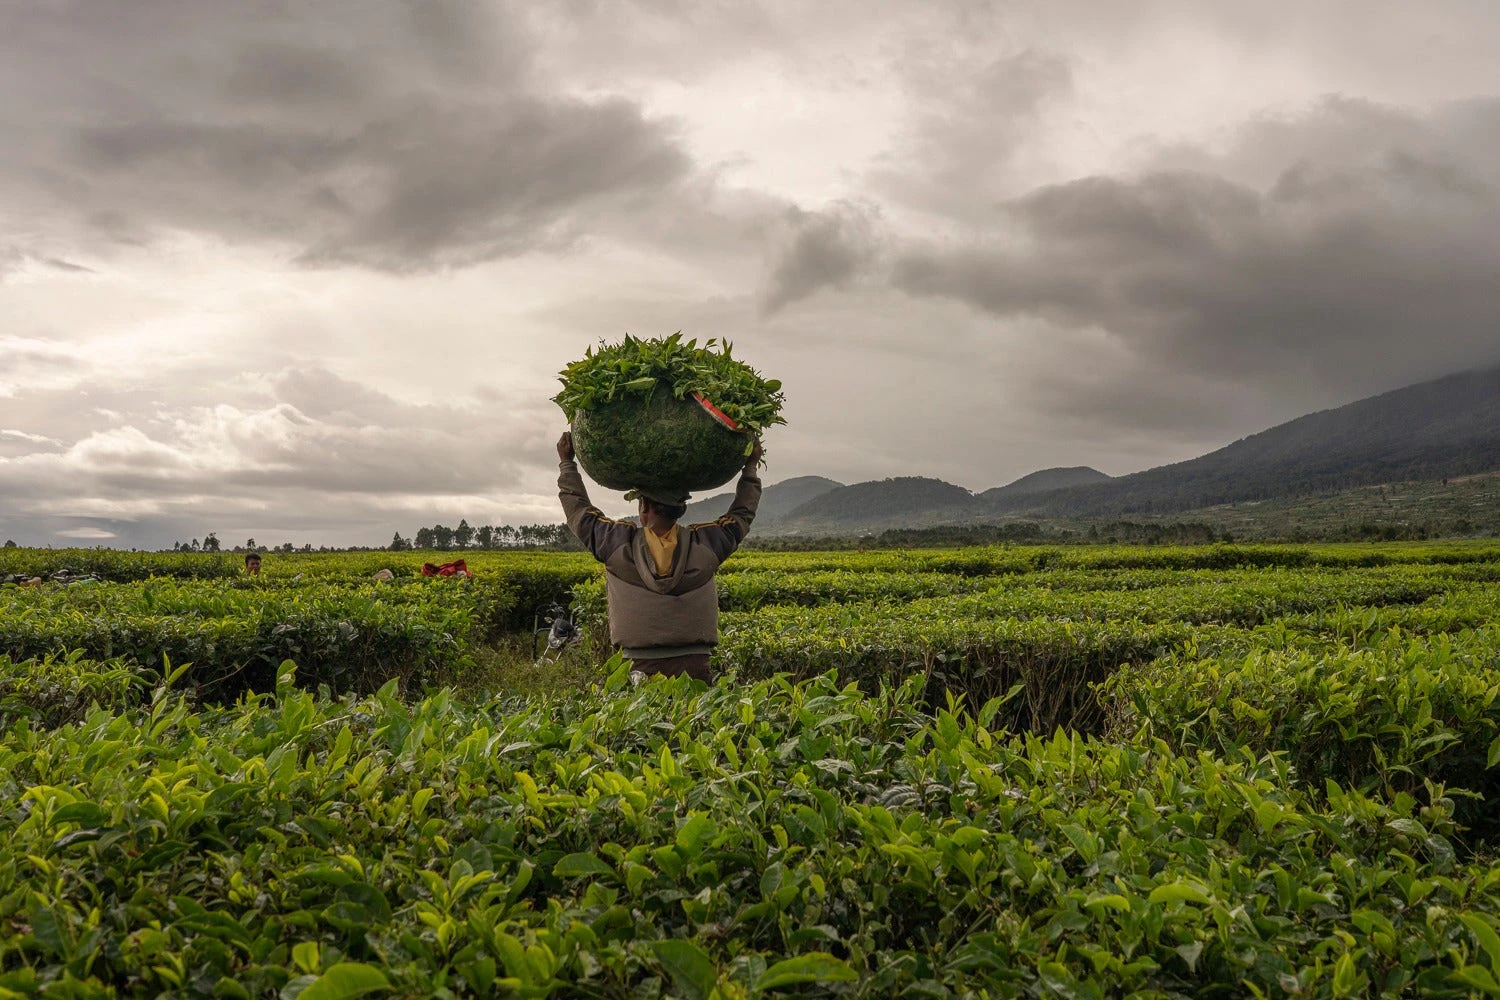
<box><xmin>5</xmin><ymin>1</ymin><xmax>1500</xmax><ymax>548</ymax></box>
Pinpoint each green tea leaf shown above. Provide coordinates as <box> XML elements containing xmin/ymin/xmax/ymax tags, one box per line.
<box><xmin>295</xmin><ymin>963</ymin><xmax>390</xmax><ymax>1000</ymax></box>
<box><xmin>785</xmin><ymin>805</ymin><xmax>826</xmax><ymax>846</ymax></box>
<box><xmin>293</xmin><ymin>941</ymin><xmax>320</xmax><ymax>974</ymax></box>
<box><xmin>676</xmin><ymin>814</ymin><xmax>716</xmax><ymax>853</ymax></box>
<box><xmin>553</xmin><ymin>852</ymin><xmax>614</xmax><ymax>878</ymax></box>
<box><xmin>649</xmin><ymin>939</ymin><xmax>717</xmax><ymax>1000</ymax></box>
<box><xmin>1148</xmin><ymin>881</ymin><xmax>1212</xmax><ymax>906</ymax></box>
<box><xmin>754</xmin><ymin>952</ymin><xmax>857</xmax><ymax>991</ymax></box>
<box><xmin>1453</xmin><ymin>965</ymin><xmax>1500</xmax><ymax>996</ymax></box>
<box><xmin>52</xmin><ymin>802</ymin><xmax>108</xmax><ymax>826</ymax></box>
<box><xmin>1463</xmin><ymin>913</ymin><xmax>1500</xmax><ymax>970</ymax></box>
<box><xmin>1175</xmin><ymin>941</ymin><xmax>1205</xmax><ymax>972</ymax></box>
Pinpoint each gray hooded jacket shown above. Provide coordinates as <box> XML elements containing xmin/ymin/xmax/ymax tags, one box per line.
<box><xmin>558</xmin><ymin>459</ymin><xmax>761</xmax><ymax>658</ymax></box>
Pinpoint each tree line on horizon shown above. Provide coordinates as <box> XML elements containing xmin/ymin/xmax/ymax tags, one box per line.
<box><xmin>391</xmin><ymin>519</ymin><xmax>582</xmax><ymax>552</ymax></box>
<box><xmin>152</xmin><ymin>521</ymin><xmax>584</xmax><ymax>554</ymax></box>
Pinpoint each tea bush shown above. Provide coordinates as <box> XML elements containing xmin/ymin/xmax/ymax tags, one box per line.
<box><xmin>6</xmin><ymin>541</ymin><xmax>1500</xmax><ymax>996</ymax></box>
<box><xmin>573</xmin><ymin>559</ymin><xmax>1497</xmax><ymax>733</ymax></box>
<box><xmin>1105</xmin><ymin>628</ymin><xmax>1500</xmax><ymax>835</ymax></box>
<box><xmin>5</xmin><ymin>666</ymin><xmax>1500</xmax><ymax>997</ymax></box>
<box><xmin>0</xmin><ymin>549</ymin><xmax>595</xmax><ymax>614</ymax></box>
<box><xmin>0</xmin><ymin>651</ymin><xmax>152</xmax><ymax>730</ymax></box>
<box><xmin>0</xmin><ymin>581</ymin><xmax>478</xmax><ymax>699</ymax></box>
<box><xmin>717</xmin><ymin>603</ymin><xmax>1210</xmax><ymax>732</ymax></box>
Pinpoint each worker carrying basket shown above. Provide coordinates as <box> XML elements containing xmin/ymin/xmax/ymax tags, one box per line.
<box><xmin>552</xmin><ymin>334</ymin><xmax>785</xmax><ymax>681</ymax></box>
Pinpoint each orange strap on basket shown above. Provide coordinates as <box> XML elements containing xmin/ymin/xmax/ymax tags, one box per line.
<box><xmin>692</xmin><ymin>392</ymin><xmax>741</xmax><ymax>431</ymax></box>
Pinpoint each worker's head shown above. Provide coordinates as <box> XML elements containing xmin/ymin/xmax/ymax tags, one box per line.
<box><xmin>638</xmin><ymin>495</ymin><xmax>687</xmax><ymax>529</ymax></box>
<box><xmin>244</xmin><ymin>552</ymin><xmax>261</xmax><ymax>575</ymax></box>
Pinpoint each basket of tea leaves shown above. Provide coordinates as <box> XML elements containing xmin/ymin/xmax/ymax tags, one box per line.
<box><xmin>553</xmin><ymin>334</ymin><xmax>785</xmax><ymax>497</ymax></box>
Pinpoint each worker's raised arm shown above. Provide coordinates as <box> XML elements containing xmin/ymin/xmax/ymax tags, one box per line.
<box><xmin>556</xmin><ymin>432</ymin><xmax>632</xmax><ymax>563</ymax></box>
<box><xmin>723</xmin><ymin>450</ymin><xmax>763</xmax><ymax>536</ymax></box>
<box><xmin>689</xmin><ymin>441</ymin><xmax>763</xmax><ymax>562</ymax></box>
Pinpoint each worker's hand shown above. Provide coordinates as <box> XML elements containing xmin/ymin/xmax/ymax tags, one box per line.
<box><xmin>745</xmin><ymin>440</ymin><xmax>764</xmax><ymax>472</ymax></box>
<box><xmin>557</xmin><ymin>431</ymin><xmax>575</xmax><ymax>461</ymax></box>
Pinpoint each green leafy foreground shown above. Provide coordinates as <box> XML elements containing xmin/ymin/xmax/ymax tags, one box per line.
<box><xmin>552</xmin><ymin>334</ymin><xmax>786</xmax><ymax>436</ymax></box>
<box><xmin>5</xmin><ymin>661</ymin><xmax>1500</xmax><ymax>998</ymax></box>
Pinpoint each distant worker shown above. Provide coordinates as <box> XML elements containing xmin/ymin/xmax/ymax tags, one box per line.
<box><xmin>244</xmin><ymin>552</ymin><xmax>261</xmax><ymax>576</ymax></box>
<box><xmin>556</xmin><ymin>430</ymin><xmax>762</xmax><ymax>682</ymax></box>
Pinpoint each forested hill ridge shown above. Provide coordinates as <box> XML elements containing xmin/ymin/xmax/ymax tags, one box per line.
<box><xmin>772</xmin><ymin>477</ymin><xmax>975</xmax><ymax>534</ymax></box>
<box><xmin>682</xmin><ymin>475</ymin><xmax>842</xmax><ymax>527</ymax></box>
<box><xmin>987</xmin><ymin>365</ymin><xmax>1500</xmax><ymax>518</ymax></box>
<box><xmin>984</xmin><ymin>466</ymin><xmax>1112</xmax><ymax>498</ymax></box>
<box><xmin>751</xmin><ymin>365</ymin><xmax>1500</xmax><ymax>535</ymax></box>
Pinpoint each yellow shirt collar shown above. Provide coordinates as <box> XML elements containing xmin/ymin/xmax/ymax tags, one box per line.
<box><xmin>642</xmin><ymin>523</ymin><xmax>679</xmax><ymax>577</ymax></box>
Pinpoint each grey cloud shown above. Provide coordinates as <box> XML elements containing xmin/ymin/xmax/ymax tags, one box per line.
<box><xmin>0</xmin><ymin>428</ymin><xmax>64</xmax><ymax>459</ymax></box>
<box><xmin>2</xmin><ymin>1</ymin><xmax>690</xmax><ymax>271</ymax></box>
<box><xmin>48</xmin><ymin>96</ymin><xmax>689</xmax><ymax>272</ymax></box>
<box><xmin>0</xmin><ymin>339</ymin><xmax>87</xmax><ymax>397</ymax></box>
<box><xmin>272</xmin><ymin>369</ymin><xmax>410</xmax><ymax>423</ymax></box>
<box><xmin>760</xmin><ymin>201</ymin><xmax>881</xmax><ymax>314</ymax></box>
<box><xmin>893</xmin><ymin>97</ymin><xmax>1500</xmax><ymax>406</ymax></box>
<box><xmin>55</xmin><ymin>526</ymin><xmax>116</xmax><ymax>540</ymax></box>
<box><xmin>0</xmin><ymin>367</ymin><xmax>566</xmax><ymax>546</ymax></box>
<box><xmin>8</xmin><ymin>0</ymin><xmax>1500</xmax><ymax>543</ymax></box>
<box><xmin>758</xmin><ymin>46</ymin><xmax>1072</xmax><ymax>313</ymax></box>
<box><xmin>1159</xmin><ymin>97</ymin><xmax>1500</xmax><ymax>191</ymax></box>
<box><xmin>40</xmin><ymin>257</ymin><xmax>92</xmax><ymax>273</ymax></box>
<box><xmin>0</xmin><ymin>249</ymin><xmax>91</xmax><ymax>278</ymax></box>
<box><xmin>875</xmin><ymin>48</ymin><xmax>1073</xmax><ymax>218</ymax></box>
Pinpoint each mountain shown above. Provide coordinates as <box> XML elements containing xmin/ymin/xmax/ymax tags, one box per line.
<box><xmin>683</xmin><ymin>475</ymin><xmax>842</xmax><ymax>526</ymax></box>
<box><xmin>985</xmin><ymin>366</ymin><xmax>1500</xmax><ymax>518</ymax></box>
<box><xmin>748</xmin><ymin>366</ymin><xmax>1500</xmax><ymax>536</ymax></box>
<box><xmin>774</xmin><ymin>477</ymin><xmax>975</xmax><ymax>534</ymax></box>
<box><xmin>984</xmin><ymin>466</ymin><xmax>1111</xmax><ymax>498</ymax></box>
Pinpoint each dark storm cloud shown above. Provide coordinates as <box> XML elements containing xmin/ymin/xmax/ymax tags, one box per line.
<box><xmin>1</xmin><ymin>0</ymin><xmax>691</xmax><ymax>270</ymax></box>
<box><xmin>760</xmin><ymin>201</ymin><xmax>882</xmax><ymax>314</ymax></box>
<box><xmin>63</xmin><ymin>98</ymin><xmax>689</xmax><ymax>270</ymax></box>
<box><xmin>891</xmin><ymin>97</ymin><xmax>1500</xmax><ymax>401</ymax></box>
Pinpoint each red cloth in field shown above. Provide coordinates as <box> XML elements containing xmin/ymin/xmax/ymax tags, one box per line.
<box><xmin>420</xmin><ymin>559</ymin><xmax>469</xmax><ymax>577</ymax></box>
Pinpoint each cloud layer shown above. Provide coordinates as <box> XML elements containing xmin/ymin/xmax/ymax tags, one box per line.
<box><xmin>4</xmin><ymin>1</ymin><xmax>695</xmax><ymax>272</ymax></box>
<box><xmin>4</xmin><ymin>1</ymin><xmax>1500</xmax><ymax>546</ymax></box>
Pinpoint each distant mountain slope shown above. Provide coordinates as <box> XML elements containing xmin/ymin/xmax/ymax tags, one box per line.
<box><xmin>775</xmin><ymin>477</ymin><xmax>975</xmax><ymax>534</ymax></box>
<box><xmin>984</xmin><ymin>466</ymin><xmax>1111</xmax><ymax>498</ymax></box>
<box><xmin>683</xmin><ymin>475</ymin><xmax>842</xmax><ymax>526</ymax></box>
<box><xmin>988</xmin><ymin>366</ymin><xmax>1500</xmax><ymax>518</ymax></box>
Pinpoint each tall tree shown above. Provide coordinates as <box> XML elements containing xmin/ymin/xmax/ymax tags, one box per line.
<box><xmin>202</xmin><ymin>532</ymin><xmax>221</xmax><ymax>552</ymax></box>
<box><xmin>454</xmin><ymin>519</ymin><xmax>474</xmax><ymax>550</ymax></box>
<box><xmin>476</xmin><ymin>525</ymin><xmax>494</xmax><ymax>550</ymax></box>
<box><xmin>433</xmin><ymin>524</ymin><xmax>455</xmax><ymax>549</ymax></box>
<box><xmin>414</xmin><ymin>527</ymin><xmax>435</xmax><ymax>549</ymax></box>
<box><xmin>389</xmin><ymin>532</ymin><xmax>409</xmax><ymax>551</ymax></box>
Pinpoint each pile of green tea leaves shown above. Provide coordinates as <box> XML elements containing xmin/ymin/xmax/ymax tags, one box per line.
<box><xmin>553</xmin><ymin>333</ymin><xmax>786</xmax><ymax>435</ymax></box>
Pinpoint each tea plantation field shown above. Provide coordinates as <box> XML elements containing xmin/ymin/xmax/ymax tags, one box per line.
<box><xmin>3</xmin><ymin>542</ymin><xmax>1500</xmax><ymax>997</ymax></box>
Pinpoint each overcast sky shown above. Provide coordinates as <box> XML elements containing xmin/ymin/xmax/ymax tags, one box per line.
<box><xmin>3</xmin><ymin>0</ymin><xmax>1499</xmax><ymax>548</ymax></box>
